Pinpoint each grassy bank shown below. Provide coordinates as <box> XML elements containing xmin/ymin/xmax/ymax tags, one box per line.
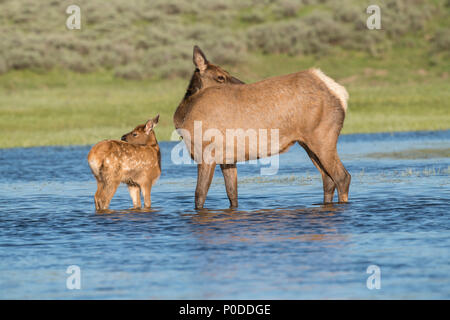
<box><xmin>0</xmin><ymin>0</ymin><xmax>448</xmax><ymax>148</ymax></box>
<box><xmin>0</xmin><ymin>49</ymin><xmax>448</xmax><ymax>149</ymax></box>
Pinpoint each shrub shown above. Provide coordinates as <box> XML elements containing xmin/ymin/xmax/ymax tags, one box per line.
<box><xmin>247</xmin><ymin>21</ymin><xmax>302</xmax><ymax>55</ymax></box>
<box><xmin>273</xmin><ymin>0</ymin><xmax>300</xmax><ymax>19</ymax></box>
<box><xmin>0</xmin><ymin>0</ymin><xmax>445</xmax><ymax>78</ymax></box>
<box><xmin>240</xmin><ymin>11</ymin><xmax>266</xmax><ymax>24</ymax></box>
<box><xmin>247</xmin><ymin>11</ymin><xmax>346</xmax><ymax>56</ymax></box>
<box><xmin>0</xmin><ymin>56</ymin><xmax>8</xmax><ymax>74</ymax></box>
<box><xmin>431</xmin><ymin>28</ymin><xmax>450</xmax><ymax>53</ymax></box>
<box><xmin>205</xmin><ymin>35</ymin><xmax>247</xmax><ymax>65</ymax></box>
<box><xmin>59</xmin><ymin>51</ymin><xmax>93</xmax><ymax>73</ymax></box>
<box><xmin>428</xmin><ymin>27</ymin><xmax>450</xmax><ymax>66</ymax></box>
<box><xmin>331</xmin><ymin>0</ymin><xmax>361</xmax><ymax>23</ymax></box>
<box><xmin>114</xmin><ymin>63</ymin><xmax>145</xmax><ymax>80</ymax></box>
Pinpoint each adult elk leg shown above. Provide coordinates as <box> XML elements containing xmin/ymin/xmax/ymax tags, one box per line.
<box><xmin>300</xmin><ymin>142</ymin><xmax>336</xmax><ymax>203</ymax></box>
<box><xmin>220</xmin><ymin>164</ymin><xmax>238</xmax><ymax>208</ymax></box>
<box><xmin>327</xmin><ymin>151</ymin><xmax>350</xmax><ymax>202</ymax></box>
<box><xmin>195</xmin><ymin>162</ymin><xmax>216</xmax><ymax>209</ymax></box>
<box><xmin>127</xmin><ymin>185</ymin><xmax>141</xmax><ymax>209</ymax></box>
<box><xmin>313</xmin><ymin>145</ymin><xmax>350</xmax><ymax>202</ymax></box>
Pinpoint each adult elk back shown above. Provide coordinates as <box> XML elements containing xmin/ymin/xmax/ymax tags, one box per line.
<box><xmin>174</xmin><ymin>46</ymin><xmax>350</xmax><ymax>209</ymax></box>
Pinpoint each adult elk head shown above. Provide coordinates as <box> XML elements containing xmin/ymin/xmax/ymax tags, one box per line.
<box><xmin>184</xmin><ymin>46</ymin><xmax>244</xmax><ymax>99</ymax></box>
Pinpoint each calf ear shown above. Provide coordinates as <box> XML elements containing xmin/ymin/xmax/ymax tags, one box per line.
<box><xmin>144</xmin><ymin>114</ymin><xmax>159</xmax><ymax>134</ymax></box>
<box><xmin>193</xmin><ymin>45</ymin><xmax>208</xmax><ymax>72</ymax></box>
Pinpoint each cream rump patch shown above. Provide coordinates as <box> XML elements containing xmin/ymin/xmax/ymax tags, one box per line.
<box><xmin>310</xmin><ymin>68</ymin><xmax>349</xmax><ymax>113</ymax></box>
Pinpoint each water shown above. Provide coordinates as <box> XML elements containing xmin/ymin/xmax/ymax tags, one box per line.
<box><xmin>0</xmin><ymin>131</ymin><xmax>449</xmax><ymax>299</ymax></box>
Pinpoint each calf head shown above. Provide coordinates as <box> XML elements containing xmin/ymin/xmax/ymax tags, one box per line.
<box><xmin>121</xmin><ymin>114</ymin><xmax>160</xmax><ymax>145</ymax></box>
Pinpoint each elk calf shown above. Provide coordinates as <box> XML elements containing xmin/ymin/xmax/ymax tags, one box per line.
<box><xmin>87</xmin><ymin>115</ymin><xmax>161</xmax><ymax>211</ymax></box>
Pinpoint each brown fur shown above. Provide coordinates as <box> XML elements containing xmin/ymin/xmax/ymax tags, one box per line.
<box><xmin>87</xmin><ymin>115</ymin><xmax>161</xmax><ymax>211</ymax></box>
<box><xmin>174</xmin><ymin>46</ymin><xmax>351</xmax><ymax>209</ymax></box>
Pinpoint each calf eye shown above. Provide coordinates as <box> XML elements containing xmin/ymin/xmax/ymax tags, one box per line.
<box><xmin>217</xmin><ymin>75</ymin><xmax>225</xmax><ymax>82</ymax></box>
<box><xmin>133</xmin><ymin>133</ymin><xmax>138</xmax><ymax>137</ymax></box>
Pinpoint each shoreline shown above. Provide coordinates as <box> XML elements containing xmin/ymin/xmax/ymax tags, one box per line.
<box><xmin>1</xmin><ymin>129</ymin><xmax>448</xmax><ymax>150</ymax></box>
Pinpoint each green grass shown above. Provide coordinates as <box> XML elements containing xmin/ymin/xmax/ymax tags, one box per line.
<box><xmin>0</xmin><ymin>0</ymin><xmax>448</xmax><ymax>148</ymax></box>
<box><xmin>0</xmin><ymin>70</ymin><xmax>185</xmax><ymax>148</ymax></box>
<box><xmin>0</xmin><ymin>49</ymin><xmax>449</xmax><ymax>149</ymax></box>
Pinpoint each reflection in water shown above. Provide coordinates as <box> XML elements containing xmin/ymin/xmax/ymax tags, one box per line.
<box><xmin>95</xmin><ymin>207</ymin><xmax>159</xmax><ymax>216</ymax></box>
<box><xmin>184</xmin><ymin>204</ymin><xmax>349</xmax><ymax>245</ymax></box>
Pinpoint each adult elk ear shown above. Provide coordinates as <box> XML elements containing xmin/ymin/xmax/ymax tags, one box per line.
<box><xmin>230</xmin><ymin>76</ymin><xmax>245</xmax><ymax>84</ymax></box>
<box><xmin>144</xmin><ymin>114</ymin><xmax>159</xmax><ymax>134</ymax></box>
<box><xmin>193</xmin><ymin>45</ymin><xmax>208</xmax><ymax>73</ymax></box>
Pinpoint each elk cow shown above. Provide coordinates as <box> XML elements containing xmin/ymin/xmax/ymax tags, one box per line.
<box><xmin>174</xmin><ymin>46</ymin><xmax>351</xmax><ymax>209</ymax></box>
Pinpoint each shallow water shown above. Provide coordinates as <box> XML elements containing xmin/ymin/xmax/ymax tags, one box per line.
<box><xmin>0</xmin><ymin>130</ymin><xmax>449</xmax><ymax>299</ymax></box>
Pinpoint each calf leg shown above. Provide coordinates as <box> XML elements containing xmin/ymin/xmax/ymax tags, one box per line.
<box><xmin>94</xmin><ymin>181</ymin><xmax>105</xmax><ymax>211</ymax></box>
<box><xmin>127</xmin><ymin>185</ymin><xmax>141</xmax><ymax>209</ymax></box>
<box><xmin>98</xmin><ymin>180</ymin><xmax>120</xmax><ymax>210</ymax></box>
<box><xmin>195</xmin><ymin>162</ymin><xmax>216</xmax><ymax>209</ymax></box>
<box><xmin>220</xmin><ymin>164</ymin><xmax>238</xmax><ymax>208</ymax></box>
<box><xmin>141</xmin><ymin>183</ymin><xmax>152</xmax><ymax>208</ymax></box>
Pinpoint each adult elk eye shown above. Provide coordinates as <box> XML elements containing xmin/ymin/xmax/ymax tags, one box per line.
<box><xmin>133</xmin><ymin>133</ymin><xmax>137</xmax><ymax>137</ymax></box>
<box><xmin>217</xmin><ymin>75</ymin><xmax>225</xmax><ymax>82</ymax></box>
